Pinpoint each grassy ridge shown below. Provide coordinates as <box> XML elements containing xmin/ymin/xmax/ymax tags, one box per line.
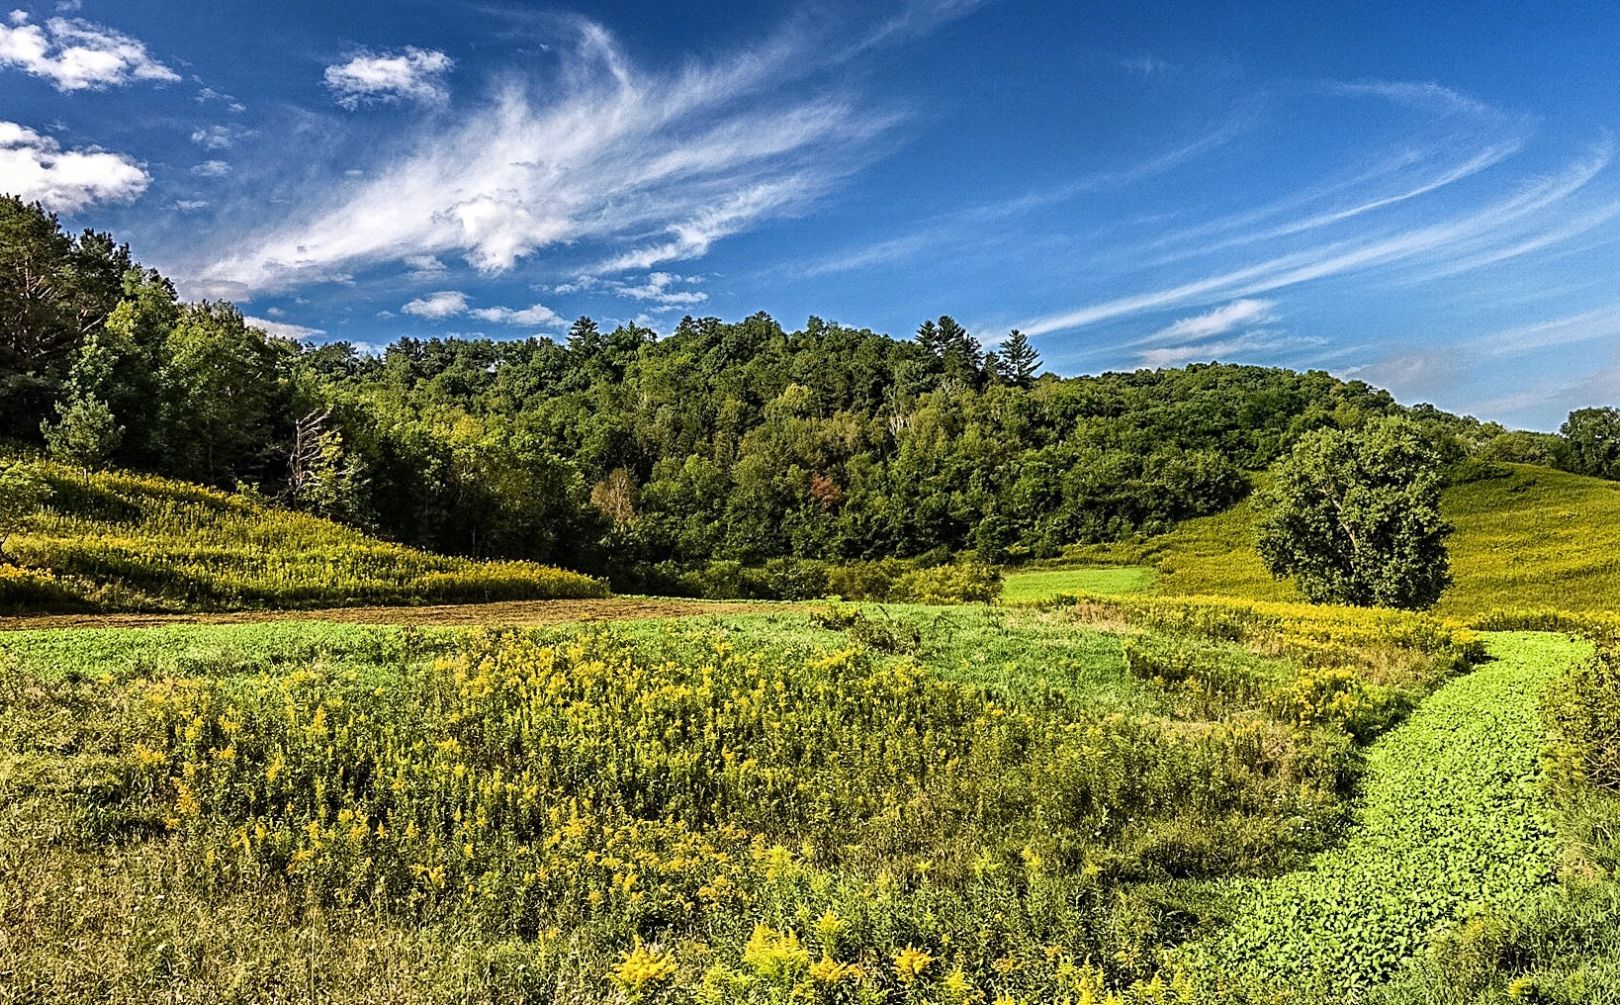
<box><xmin>1060</xmin><ymin>464</ymin><xmax>1620</xmax><ymax>617</ymax></box>
<box><xmin>0</xmin><ymin>461</ymin><xmax>606</xmax><ymax>612</ymax></box>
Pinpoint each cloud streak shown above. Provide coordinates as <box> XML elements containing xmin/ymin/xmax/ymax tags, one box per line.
<box><xmin>1018</xmin><ymin>134</ymin><xmax>1615</xmax><ymax>337</ymax></box>
<box><xmin>191</xmin><ymin>18</ymin><xmax>896</xmax><ymax>298</ymax></box>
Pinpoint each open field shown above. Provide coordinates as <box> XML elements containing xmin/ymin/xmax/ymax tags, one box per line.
<box><xmin>999</xmin><ymin>565</ymin><xmax>1156</xmax><ymax>603</ymax></box>
<box><xmin>3</xmin><ymin>597</ymin><xmax>1538</xmax><ymax>1003</ymax></box>
<box><xmin>0</xmin><ymin>596</ymin><xmax>785</xmax><ymax>632</ymax></box>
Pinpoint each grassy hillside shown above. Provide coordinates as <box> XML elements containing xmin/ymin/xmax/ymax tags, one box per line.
<box><xmin>0</xmin><ymin>461</ymin><xmax>606</xmax><ymax>613</ymax></box>
<box><xmin>1057</xmin><ymin>463</ymin><xmax>1620</xmax><ymax>617</ymax></box>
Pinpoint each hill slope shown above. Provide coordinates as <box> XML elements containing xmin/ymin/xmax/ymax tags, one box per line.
<box><xmin>1060</xmin><ymin>463</ymin><xmax>1620</xmax><ymax>617</ymax></box>
<box><xmin>0</xmin><ymin>461</ymin><xmax>606</xmax><ymax>613</ymax></box>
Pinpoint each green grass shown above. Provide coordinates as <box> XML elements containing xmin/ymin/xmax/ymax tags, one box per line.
<box><xmin>1180</xmin><ymin>631</ymin><xmax>1592</xmax><ymax>999</ymax></box>
<box><xmin>1061</xmin><ymin>464</ymin><xmax>1620</xmax><ymax>618</ymax></box>
<box><xmin>0</xmin><ymin>460</ymin><xmax>606</xmax><ymax>613</ymax></box>
<box><xmin>0</xmin><ymin>620</ymin><xmax>455</xmax><ymax>680</ymax></box>
<box><xmin>1000</xmin><ymin>565</ymin><xmax>1156</xmax><ymax>603</ymax></box>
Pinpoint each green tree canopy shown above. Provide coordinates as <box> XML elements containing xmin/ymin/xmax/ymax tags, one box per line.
<box><xmin>1254</xmin><ymin>416</ymin><xmax>1452</xmax><ymax>609</ymax></box>
<box><xmin>1560</xmin><ymin>406</ymin><xmax>1620</xmax><ymax>480</ymax></box>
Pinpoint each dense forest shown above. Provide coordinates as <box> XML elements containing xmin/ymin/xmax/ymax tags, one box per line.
<box><xmin>3</xmin><ymin>196</ymin><xmax>1610</xmax><ymax>590</ymax></box>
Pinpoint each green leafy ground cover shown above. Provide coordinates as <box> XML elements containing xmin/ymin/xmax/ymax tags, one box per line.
<box><xmin>1180</xmin><ymin>631</ymin><xmax>1592</xmax><ymax>999</ymax></box>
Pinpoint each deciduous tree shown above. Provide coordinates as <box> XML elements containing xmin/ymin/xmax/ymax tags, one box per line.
<box><xmin>1255</xmin><ymin>417</ymin><xmax>1451</xmax><ymax>609</ymax></box>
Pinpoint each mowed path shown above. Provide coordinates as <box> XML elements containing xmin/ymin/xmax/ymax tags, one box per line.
<box><xmin>1183</xmin><ymin>631</ymin><xmax>1591</xmax><ymax>996</ymax></box>
<box><xmin>0</xmin><ymin>596</ymin><xmax>794</xmax><ymax>632</ymax></box>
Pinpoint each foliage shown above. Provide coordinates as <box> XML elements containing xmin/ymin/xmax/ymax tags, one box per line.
<box><xmin>0</xmin><ymin>457</ymin><xmax>51</xmax><ymax>558</ymax></box>
<box><xmin>1370</xmin><ymin>640</ymin><xmax>1620</xmax><ymax>1004</ymax></box>
<box><xmin>1255</xmin><ymin>417</ymin><xmax>1452</xmax><ymax>609</ymax></box>
<box><xmin>41</xmin><ymin>392</ymin><xmax>123</xmax><ymax>472</ymax></box>
<box><xmin>0</xmin><ymin>459</ymin><xmax>605</xmax><ymax>611</ymax></box>
<box><xmin>1560</xmin><ymin>406</ymin><xmax>1620</xmax><ymax>480</ymax></box>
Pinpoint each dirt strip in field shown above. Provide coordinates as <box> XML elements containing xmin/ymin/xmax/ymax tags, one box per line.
<box><xmin>0</xmin><ymin>597</ymin><xmax>799</xmax><ymax>632</ymax></box>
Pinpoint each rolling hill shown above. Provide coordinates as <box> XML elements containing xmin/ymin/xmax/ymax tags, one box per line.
<box><xmin>0</xmin><ymin>460</ymin><xmax>607</xmax><ymax>613</ymax></box>
<box><xmin>1047</xmin><ymin>463</ymin><xmax>1620</xmax><ymax>618</ymax></box>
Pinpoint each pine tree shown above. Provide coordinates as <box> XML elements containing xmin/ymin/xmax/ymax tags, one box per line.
<box><xmin>42</xmin><ymin>394</ymin><xmax>123</xmax><ymax>476</ymax></box>
<box><xmin>915</xmin><ymin>319</ymin><xmax>943</xmax><ymax>357</ymax></box>
<box><xmin>999</xmin><ymin>329</ymin><xmax>1041</xmax><ymax>388</ymax></box>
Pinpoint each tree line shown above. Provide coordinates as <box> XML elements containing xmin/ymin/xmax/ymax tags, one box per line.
<box><xmin>3</xmin><ymin>195</ymin><xmax>1614</xmax><ymax>588</ymax></box>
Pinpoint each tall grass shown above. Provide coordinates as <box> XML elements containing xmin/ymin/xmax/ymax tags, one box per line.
<box><xmin>0</xmin><ymin>460</ymin><xmax>606</xmax><ymax>612</ymax></box>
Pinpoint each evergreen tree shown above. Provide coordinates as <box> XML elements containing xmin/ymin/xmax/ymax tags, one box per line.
<box><xmin>999</xmin><ymin>329</ymin><xmax>1041</xmax><ymax>388</ymax></box>
<box><xmin>42</xmin><ymin>394</ymin><xmax>123</xmax><ymax>475</ymax></box>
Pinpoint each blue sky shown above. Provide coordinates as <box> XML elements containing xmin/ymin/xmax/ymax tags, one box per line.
<box><xmin>3</xmin><ymin>0</ymin><xmax>1617</xmax><ymax>429</ymax></box>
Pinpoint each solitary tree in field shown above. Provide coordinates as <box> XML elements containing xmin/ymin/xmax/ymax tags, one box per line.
<box><xmin>41</xmin><ymin>394</ymin><xmax>123</xmax><ymax>476</ymax></box>
<box><xmin>1254</xmin><ymin>417</ymin><xmax>1451</xmax><ymax>609</ymax></box>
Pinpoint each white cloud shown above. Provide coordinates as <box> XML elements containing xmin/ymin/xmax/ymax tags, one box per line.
<box><xmin>191</xmin><ymin>159</ymin><xmax>230</xmax><ymax>177</ymax></box>
<box><xmin>0</xmin><ymin>12</ymin><xmax>177</xmax><ymax>91</ymax></box>
<box><xmin>174</xmin><ymin>199</ymin><xmax>208</xmax><ymax>212</ymax></box>
<box><xmin>554</xmin><ymin>271</ymin><xmax>709</xmax><ymax>311</ymax></box>
<box><xmin>196</xmin><ymin>85</ymin><xmax>246</xmax><ymax>113</ymax></box>
<box><xmin>1483</xmin><ymin>302</ymin><xmax>1620</xmax><ymax>356</ymax></box>
<box><xmin>617</xmin><ymin>271</ymin><xmax>708</xmax><ymax>306</ymax></box>
<box><xmin>245</xmin><ymin>315</ymin><xmax>325</xmax><ymax>340</ymax></box>
<box><xmin>1018</xmin><ymin>139</ymin><xmax>1614</xmax><ymax>338</ymax></box>
<box><xmin>401</xmin><ymin>290</ymin><xmax>469</xmax><ymax>319</ymax></box>
<box><xmin>1138</xmin><ymin>331</ymin><xmax>1327</xmax><ymax>368</ymax></box>
<box><xmin>469</xmin><ymin>303</ymin><xmax>563</xmax><ymax>326</ymax></box>
<box><xmin>192</xmin><ymin>20</ymin><xmax>889</xmax><ymax>297</ymax></box>
<box><xmin>324</xmin><ymin>47</ymin><xmax>453</xmax><ymax>110</ymax></box>
<box><xmin>190</xmin><ymin>125</ymin><xmax>241</xmax><ymax>150</ymax></box>
<box><xmin>0</xmin><ymin>120</ymin><xmax>148</xmax><ymax>212</ymax></box>
<box><xmin>403</xmin><ymin>253</ymin><xmax>446</xmax><ymax>279</ymax></box>
<box><xmin>400</xmin><ymin>289</ymin><xmax>561</xmax><ymax>327</ymax></box>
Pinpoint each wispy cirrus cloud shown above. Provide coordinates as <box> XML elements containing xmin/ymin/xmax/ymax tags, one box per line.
<box><xmin>324</xmin><ymin>47</ymin><xmax>454</xmax><ymax>110</ymax></box>
<box><xmin>1135</xmin><ymin>298</ymin><xmax>1276</xmax><ymax>346</ymax></box>
<box><xmin>187</xmin><ymin>13</ymin><xmax>923</xmax><ymax>298</ymax></box>
<box><xmin>555</xmin><ymin>271</ymin><xmax>709</xmax><ymax>311</ymax></box>
<box><xmin>0</xmin><ymin>11</ymin><xmax>177</xmax><ymax>91</ymax></box>
<box><xmin>0</xmin><ymin>119</ymin><xmax>148</xmax><ymax>212</ymax></box>
<box><xmin>1482</xmin><ymin>302</ymin><xmax>1620</xmax><ymax>356</ymax></box>
<box><xmin>1018</xmin><ymin>133</ymin><xmax>1615</xmax><ymax>338</ymax></box>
